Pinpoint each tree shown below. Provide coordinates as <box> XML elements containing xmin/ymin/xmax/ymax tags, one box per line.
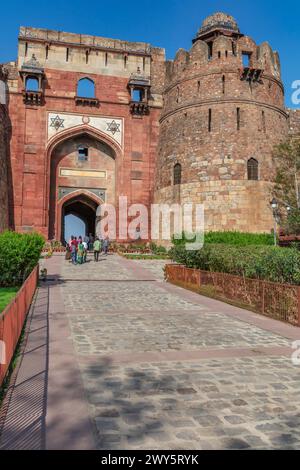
<box><xmin>273</xmin><ymin>136</ymin><xmax>300</xmax><ymax>234</ymax></box>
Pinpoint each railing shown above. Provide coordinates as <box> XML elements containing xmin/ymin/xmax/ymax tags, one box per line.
<box><xmin>165</xmin><ymin>264</ymin><xmax>300</xmax><ymax>327</ymax></box>
<box><xmin>0</xmin><ymin>266</ymin><xmax>39</xmax><ymax>386</ymax></box>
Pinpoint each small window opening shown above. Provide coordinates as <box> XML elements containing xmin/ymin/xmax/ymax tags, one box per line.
<box><xmin>25</xmin><ymin>42</ymin><xmax>28</xmax><ymax>57</ymax></box>
<box><xmin>208</xmin><ymin>109</ymin><xmax>212</xmax><ymax>132</ymax></box>
<box><xmin>218</xmin><ymin>51</ymin><xmax>221</xmax><ymax>59</ymax></box>
<box><xmin>197</xmin><ymin>80</ymin><xmax>200</xmax><ymax>93</ymax></box>
<box><xmin>78</xmin><ymin>146</ymin><xmax>88</xmax><ymax>161</ymax></box>
<box><xmin>208</xmin><ymin>41</ymin><xmax>213</xmax><ymax>60</ymax></box>
<box><xmin>124</xmin><ymin>55</ymin><xmax>128</xmax><ymax>69</ymax></box>
<box><xmin>46</xmin><ymin>45</ymin><xmax>49</xmax><ymax>60</ymax></box>
<box><xmin>25</xmin><ymin>77</ymin><xmax>39</xmax><ymax>92</ymax></box>
<box><xmin>105</xmin><ymin>52</ymin><xmax>108</xmax><ymax>66</ymax></box>
<box><xmin>247</xmin><ymin>158</ymin><xmax>258</xmax><ymax>180</ymax></box>
<box><xmin>174</xmin><ymin>163</ymin><xmax>182</xmax><ymax>185</ymax></box>
<box><xmin>237</xmin><ymin>107</ymin><xmax>240</xmax><ymax>131</ymax></box>
<box><xmin>242</xmin><ymin>52</ymin><xmax>251</xmax><ymax>68</ymax></box>
<box><xmin>77</xmin><ymin>78</ymin><xmax>95</xmax><ymax>98</ymax></box>
<box><xmin>262</xmin><ymin>110</ymin><xmax>266</xmax><ymax>132</ymax></box>
<box><xmin>222</xmin><ymin>75</ymin><xmax>225</xmax><ymax>94</ymax></box>
<box><xmin>66</xmin><ymin>48</ymin><xmax>69</xmax><ymax>62</ymax></box>
<box><xmin>225</xmin><ymin>50</ymin><xmax>228</xmax><ymax>58</ymax></box>
<box><xmin>132</xmin><ymin>89</ymin><xmax>143</xmax><ymax>102</ymax></box>
<box><xmin>143</xmin><ymin>57</ymin><xmax>146</xmax><ymax>71</ymax></box>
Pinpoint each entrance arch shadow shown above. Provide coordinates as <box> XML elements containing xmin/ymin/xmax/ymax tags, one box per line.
<box><xmin>57</xmin><ymin>190</ymin><xmax>104</xmax><ymax>244</ymax></box>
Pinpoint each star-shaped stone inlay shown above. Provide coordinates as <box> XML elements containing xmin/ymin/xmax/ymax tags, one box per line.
<box><xmin>50</xmin><ymin>115</ymin><xmax>65</xmax><ymax>131</ymax></box>
<box><xmin>106</xmin><ymin>120</ymin><xmax>120</xmax><ymax>135</ymax></box>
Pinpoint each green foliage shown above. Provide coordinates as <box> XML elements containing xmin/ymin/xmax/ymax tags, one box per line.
<box><xmin>0</xmin><ymin>231</ymin><xmax>45</xmax><ymax>287</ymax></box>
<box><xmin>123</xmin><ymin>253</ymin><xmax>170</xmax><ymax>260</ymax></box>
<box><xmin>0</xmin><ymin>287</ymin><xmax>18</xmax><ymax>312</ymax></box>
<box><xmin>172</xmin><ymin>231</ymin><xmax>274</xmax><ymax>246</ymax></box>
<box><xmin>282</xmin><ymin>209</ymin><xmax>300</xmax><ymax>235</ymax></box>
<box><xmin>170</xmin><ymin>244</ymin><xmax>300</xmax><ymax>285</ymax></box>
<box><xmin>149</xmin><ymin>242</ymin><xmax>168</xmax><ymax>254</ymax></box>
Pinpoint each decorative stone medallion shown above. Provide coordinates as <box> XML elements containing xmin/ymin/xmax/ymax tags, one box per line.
<box><xmin>82</xmin><ymin>116</ymin><xmax>90</xmax><ymax>124</ymax></box>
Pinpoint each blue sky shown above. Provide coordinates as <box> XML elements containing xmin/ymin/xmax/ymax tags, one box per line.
<box><xmin>0</xmin><ymin>0</ymin><xmax>299</xmax><ymax>107</ymax></box>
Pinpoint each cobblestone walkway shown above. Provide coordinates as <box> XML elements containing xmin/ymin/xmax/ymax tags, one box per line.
<box><xmin>62</xmin><ymin>255</ymin><xmax>300</xmax><ymax>450</ymax></box>
<box><xmin>1</xmin><ymin>253</ymin><xmax>300</xmax><ymax>450</ymax></box>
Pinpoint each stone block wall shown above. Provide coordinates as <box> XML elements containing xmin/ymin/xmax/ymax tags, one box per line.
<box><xmin>0</xmin><ymin>67</ymin><xmax>9</xmax><ymax>232</ymax></box>
<box><xmin>154</xmin><ymin>12</ymin><xmax>288</xmax><ymax>236</ymax></box>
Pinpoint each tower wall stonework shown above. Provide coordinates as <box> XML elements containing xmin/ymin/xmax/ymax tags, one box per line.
<box><xmin>154</xmin><ymin>13</ymin><xmax>289</xmax><ymax>234</ymax></box>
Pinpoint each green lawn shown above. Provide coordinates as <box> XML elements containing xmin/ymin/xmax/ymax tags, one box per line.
<box><xmin>0</xmin><ymin>287</ymin><xmax>19</xmax><ymax>313</ymax></box>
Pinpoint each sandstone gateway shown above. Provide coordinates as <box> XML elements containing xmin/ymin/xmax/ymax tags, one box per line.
<box><xmin>0</xmin><ymin>12</ymin><xmax>300</xmax><ymax>240</ymax></box>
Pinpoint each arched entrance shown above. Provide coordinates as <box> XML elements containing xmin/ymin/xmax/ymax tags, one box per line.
<box><xmin>46</xmin><ymin>126</ymin><xmax>121</xmax><ymax>241</ymax></box>
<box><xmin>61</xmin><ymin>192</ymin><xmax>100</xmax><ymax>244</ymax></box>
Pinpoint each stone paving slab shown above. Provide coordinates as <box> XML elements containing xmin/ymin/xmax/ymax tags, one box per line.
<box><xmin>1</xmin><ymin>253</ymin><xmax>300</xmax><ymax>450</ymax></box>
<box><xmin>79</xmin><ymin>356</ymin><xmax>300</xmax><ymax>450</ymax></box>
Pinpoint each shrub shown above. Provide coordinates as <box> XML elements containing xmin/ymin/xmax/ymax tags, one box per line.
<box><xmin>172</xmin><ymin>231</ymin><xmax>274</xmax><ymax>246</ymax></box>
<box><xmin>150</xmin><ymin>242</ymin><xmax>168</xmax><ymax>254</ymax></box>
<box><xmin>0</xmin><ymin>231</ymin><xmax>45</xmax><ymax>287</ymax></box>
<box><xmin>170</xmin><ymin>244</ymin><xmax>300</xmax><ymax>285</ymax></box>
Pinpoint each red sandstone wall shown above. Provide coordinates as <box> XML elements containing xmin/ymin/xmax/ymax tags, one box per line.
<box><xmin>8</xmin><ymin>67</ymin><xmax>162</xmax><ymax>240</ymax></box>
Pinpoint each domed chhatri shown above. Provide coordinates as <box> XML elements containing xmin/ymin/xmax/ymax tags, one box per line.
<box><xmin>197</xmin><ymin>12</ymin><xmax>240</xmax><ymax>38</ymax></box>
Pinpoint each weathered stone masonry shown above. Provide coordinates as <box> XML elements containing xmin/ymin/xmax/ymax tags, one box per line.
<box><xmin>0</xmin><ymin>66</ymin><xmax>9</xmax><ymax>232</ymax></box>
<box><xmin>0</xmin><ymin>12</ymin><xmax>299</xmax><ymax>239</ymax></box>
<box><xmin>154</xmin><ymin>12</ymin><xmax>289</xmax><ymax>234</ymax></box>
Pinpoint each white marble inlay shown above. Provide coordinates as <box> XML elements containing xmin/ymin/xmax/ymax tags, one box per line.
<box><xmin>48</xmin><ymin>112</ymin><xmax>123</xmax><ymax>146</ymax></box>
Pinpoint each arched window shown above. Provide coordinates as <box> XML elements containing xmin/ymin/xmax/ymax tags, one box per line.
<box><xmin>25</xmin><ymin>77</ymin><xmax>39</xmax><ymax>92</ymax></box>
<box><xmin>247</xmin><ymin>158</ymin><xmax>259</xmax><ymax>180</ymax></box>
<box><xmin>77</xmin><ymin>78</ymin><xmax>95</xmax><ymax>98</ymax></box>
<box><xmin>174</xmin><ymin>163</ymin><xmax>182</xmax><ymax>185</ymax></box>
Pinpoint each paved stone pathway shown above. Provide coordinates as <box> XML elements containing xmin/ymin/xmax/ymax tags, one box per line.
<box><xmin>1</xmin><ymin>253</ymin><xmax>300</xmax><ymax>450</ymax></box>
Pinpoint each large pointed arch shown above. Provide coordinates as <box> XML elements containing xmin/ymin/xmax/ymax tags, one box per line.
<box><xmin>45</xmin><ymin>125</ymin><xmax>122</xmax><ymax>240</ymax></box>
<box><xmin>57</xmin><ymin>189</ymin><xmax>104</xmax><ymax>243</ymax></box>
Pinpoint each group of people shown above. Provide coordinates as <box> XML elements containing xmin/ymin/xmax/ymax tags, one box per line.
<box><xmin>66</xmin><ymin>234</ymin><xmax>110</xmax><ymax>264</ymax></box>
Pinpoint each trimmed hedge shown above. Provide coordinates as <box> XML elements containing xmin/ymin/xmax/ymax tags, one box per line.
<box><xmin>0</xmin><ymin>231</ymin><xmax>45</xmax><ymax>287</ymax></box>
<box><xmin>170</xmin><ymin>243</ymin><xmax>300</xmax><ymax>285</ymax></box>
<box><xmin>173</xmin><ymin>231</ymin><xmax>274</xmax><ymax>246</ymax></box>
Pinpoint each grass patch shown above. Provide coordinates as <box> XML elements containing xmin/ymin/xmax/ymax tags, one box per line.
<box><xmin>0</xmin><ymin>287</ymin><xmax>19</xmax><ymax>313</ymax></box>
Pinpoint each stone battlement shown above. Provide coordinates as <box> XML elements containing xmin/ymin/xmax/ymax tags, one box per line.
<box><xmin>19</xmin><ymin>26</ymin><xmax>159</xmax><ymax>55</ymax></box>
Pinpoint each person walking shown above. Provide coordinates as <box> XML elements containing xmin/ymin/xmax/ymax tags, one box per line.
<box><xmin>84</xmin><ymin>234</ymin><xmax>89</xmax><ymax>249</ymax></box>
<box><xmin>93</xmin><ymin>237</ymin><xmax>101</xmax><ymax>262</ymax></box>
<box><xmin>82</xmin><ymin>239</ymin><xmax>88</xmax><ymax>263</ymax></box>
<box><xmin>77</xmin><ymin>239</ymin><xmax>84</xmax><ymax>264</ymax></box>
<box><xmin>70</xmin><ymin>236</ymin><xmax>77</xmax><ymax>264</ymax></box>
<box><xmin>103</xmin><ymin>236</ymin><xmax>110</xmax><ymax>255</ymax></box>
<box><xmin>89</xmin><ymin>233</ymin><xmax>94</xmax><ymax>251</ymax></box>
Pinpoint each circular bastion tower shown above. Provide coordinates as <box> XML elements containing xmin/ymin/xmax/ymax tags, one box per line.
<box><xmin>154</xmin><ymin>12</ymin><xmax>288</xmax><ymax>234</ymax></box>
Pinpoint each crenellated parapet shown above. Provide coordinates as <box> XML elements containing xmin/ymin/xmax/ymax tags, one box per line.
<box><xmin>163</xmin><ymin>20</ymin><xmax>284</xmax><ymax>118</ymax></box>
<box><xmin>154</xmin><ymin>12</ymin><xmax>289</xmax><ymax>236</ymax></box>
